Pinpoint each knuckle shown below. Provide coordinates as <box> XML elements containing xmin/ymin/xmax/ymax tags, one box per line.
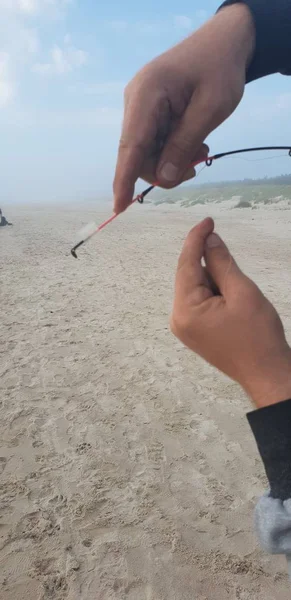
<box><xmin>118</xmin><ymin>136</ymin><xmax>149</xmax><ymax>155</ymax></box>
<box><xmin>170</xmin><ymin>313</ymin><xmax>185</xmax><ymax>339</ymax></box>
<box><xmin>170</xmin><ymin>309</ymin><xmax>194</xmax><ymax>341</ymax></box>
<box><xmin>125</xmin><ymin>64</ymin><xmax>158</xmax><ymax>100</ymax></box>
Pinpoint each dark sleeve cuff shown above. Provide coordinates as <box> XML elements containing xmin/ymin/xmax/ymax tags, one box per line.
<box><xmin>247</xmin><ymin>399</ymin><xmax>291</xmax><ymax>501</ymax></box>
<box><xmin>218</xmin><ymin>0</ymin><xmax>291</xmax><ymax>82</ymax></box>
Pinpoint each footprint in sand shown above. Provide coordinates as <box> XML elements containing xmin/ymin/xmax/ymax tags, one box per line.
<box><xmin>0</xmin><ymin>457</ymin><xmax>7</xmax><ymax>475</ymax></box>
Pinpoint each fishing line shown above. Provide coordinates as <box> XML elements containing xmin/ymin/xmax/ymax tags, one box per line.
<box><xmin>220</xmin><ymin>153</ymin><xmax>288</xmax><ymax>163</ymax></box>
<box><xmin>71</xmin><ymin>146</ymin><xmax>291</xmax><ymax>258</ymax></box>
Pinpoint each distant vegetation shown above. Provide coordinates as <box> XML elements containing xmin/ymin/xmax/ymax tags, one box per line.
<box><xmin>150</xmin><ymin>174</ymin><xmax>291</xmax><ymax>208</ymax></box>
<box><xmin>235</xmin><ymin>199</ymin><xmax>252</xmax><ymax>209</ymax></box>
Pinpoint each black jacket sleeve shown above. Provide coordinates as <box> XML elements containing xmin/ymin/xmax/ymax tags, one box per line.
<box><xmin>218</xmin><ymin>0</ymin><xmax>291</xmax><ymax>82</ymax></box>
<box><xmin>247</xmin><ymin>399</ymin><xmax>291</xmax><ymax>501</ymax></box>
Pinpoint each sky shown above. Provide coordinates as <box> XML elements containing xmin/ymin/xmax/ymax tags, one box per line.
<box><xmin>1</xmin><ymin>0</ymin><xmax>291</xmax><ymax>203</ymax></box>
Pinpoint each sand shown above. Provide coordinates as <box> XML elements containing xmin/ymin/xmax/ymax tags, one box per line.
<box><xmin>1</xmin><ymin>201</ymin><xmax>291</xmax><ymax>600</ymax></box>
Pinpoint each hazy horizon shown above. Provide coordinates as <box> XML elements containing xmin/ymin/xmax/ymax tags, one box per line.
<box><xmin>5</xmin><ymin>170</ymin><xmax>291</xmax><ymax>210</ymax></box>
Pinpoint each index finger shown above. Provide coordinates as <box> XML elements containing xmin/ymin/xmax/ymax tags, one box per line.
<box><xmin>113</xmin><ymin>86</ymin><xmax>166</xmax><ymax>214</ymax></box>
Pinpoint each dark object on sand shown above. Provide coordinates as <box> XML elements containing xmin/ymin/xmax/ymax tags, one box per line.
<box><xmin>0</xmin><ymin>209</ymin><xmax>13</xmax><ymax>227</ymax></box>
<box><xmin>71</xmin><ymin>241</ymin><xmax>84</xmax><ymax>259</ymax></box>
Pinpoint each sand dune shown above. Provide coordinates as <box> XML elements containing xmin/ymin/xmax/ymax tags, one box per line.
<box><xmin>1</xmin><ymin>202</ymin><xmax>291</xmax><ymax>600</ymax></box>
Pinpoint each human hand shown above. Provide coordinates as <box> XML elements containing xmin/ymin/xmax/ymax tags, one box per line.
<box><xmin>171</xmin><ymin>218</ymin><xmax>291</xmax><ymax>409</ymax></box>
<box><xmin>113</xmin><ymin>4</ymin><xmax>255</xmax><ymax>214</ymax></box>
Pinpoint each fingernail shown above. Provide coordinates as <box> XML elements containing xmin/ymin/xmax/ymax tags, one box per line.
<box><xmin>159</xmin><ymin>162</ymin><xmax>179</xmax><ymax>182</ymax></box>
<box><xmin>206</xmin><ymin>233</ymin><xmax>221</xmax><ymax>248</ymax></box>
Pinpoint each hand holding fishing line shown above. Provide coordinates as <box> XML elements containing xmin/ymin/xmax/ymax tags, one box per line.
<box><xmin>171</xmin><ymin>218</ymin><xmax>291</xmax><ymax>409</ymax></box>
<box><xmin>113</xmin><ymin>3</ymin><xmax>255</xmax><ymax>214</ymax></box>
<box><xmin>71</xmin><ymin>3</ymin><xmax>255</xmax><ymax>257</ymax></box>
<box><xmin>70</xmin><ymin>2</ymin><xmax>291</xmax><ymax>258</ymax></box>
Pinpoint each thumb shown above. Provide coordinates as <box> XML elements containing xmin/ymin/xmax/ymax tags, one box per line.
<box><xmin>204</xmin><ymin>233</ymin><xmax>244</xmax><ymax>295</ymax></box>
<box><xmin>156</xmin><ymin>95</ymin><xmax>212</xmax><ymax>187</ymax></box>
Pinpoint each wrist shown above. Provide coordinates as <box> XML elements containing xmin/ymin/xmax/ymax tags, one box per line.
<box><xmin>215</xmin><ymin>3</ymin><xmax>255</xmax><ymax>69</ymax></box>
<box><xmin>243</xmin><ymin>347</ymin><xmax>291</xmax><ymax>409</ymax></box>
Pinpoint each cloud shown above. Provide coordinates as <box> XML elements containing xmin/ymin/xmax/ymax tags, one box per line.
<box><xmin>0</xmin><ymin>20</ymin><xmax>40</xmax><ymax>58</ymax></box>
<box><xmin>237</xmin><ymin>91</ymin><xmax>291</xmax><ymax>122</ymax></box>
<box><xmin>16</xmin><ymin>27</ymin><xmax>40</xmax><ymax>54</ymax></box>
<box><xmin>17</xmin><ymin>0</ymin><xmax>37</xmax><ymax>12</ymax></box>
<box><xmin>72</xmin><ymin>81</ymin><xmax>125</xmax><ymax>96</ymax></box>
<box><xmin>173</xmin><ymin>15</ymin><xmax>193</xmax><ymax>30</ymax></box>
<box><xmin>173</xmin><ymin>12</ymin><xmax>208</xmax><ymax>30</ymax></box>
<box><xmin>107</xmin><ymin>19</ymin><xmax>162</xmax><ymax>35</ymax></box>
<box><xmin>136</xmin><ymin>22</ymin><xmax>162</xmax><ymax>34</ymax></box>
<box><xmin>276</xmin><ymin>93</ymin><xmax>291</xmax><ymax>110</ymax></box>
<box><xmin>0</xmin><ymin>53</ymin><xmax>15</xmax><ymax>108</ymax></box>
<box><xmin>0</xmin><ymin>106</ymin><xmax>122</xmax><ymax>127</ymax></box>
<box><xmin>0</xmin><ymin>0</ymin><xmax>72</xmax><ymax>14</ymax></box>
<box><xmin>107</xmin><ymin>11</ymin><xmax>209</xmax><ymax>36</ymax></box>
<box><xmin>195</xmin><ymin>9</ymin><xmax>208</xmax><ymax>22</ymax></box>
<box><xmin>33</xmin><ymin>36</ymin><xmax>88</xmax><ymax>75</ymax></box>
<box><xmin>106</xmin><ymin>18</ymin><xmax>165</xmax><ymax>36</ymax></box>
<box><xmin>0</xmin><ymin>0</ymin><xmax>79</xmax><ymax>109</ymax></box>
<box><xmin>0</xmin><ymin>6</ymin><xmax>38</xmax><ymax>109</ymax></box>
<box><xmin>108</xmin><ymin>20</ymin><xmax>128</xmax><ymax>32</ymax></box>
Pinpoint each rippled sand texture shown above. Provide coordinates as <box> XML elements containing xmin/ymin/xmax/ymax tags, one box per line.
<box><xmin>1</xmin><ymin>202</ymin><xmax>291</xmax><ymax>600</ymax></box>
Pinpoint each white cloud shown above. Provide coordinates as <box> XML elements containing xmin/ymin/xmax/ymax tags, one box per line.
<box><xmin>174</xmin><ymin>15</ymin><xmax>193</xmax><ymax>30</ymax></box>
<box><xmin>33</xmin><ymin>37</ymin><xmax>88</xmax><ymax>75</ymax></box>
<box><xmin>136</xmin><ymin>22</ymin><xmax>161</xmax><ymax>34</ymax></box>
<box><xmin>0</xmin><ymin>0</ymin><xmax>72</xmax><ymax>14</ymax></box>
<box><xmin>17</xmin><ymin>27</ymin><xmax>40</xmax><ymax>54</ymax></box>
<box><xmin>18</xmin><ymin>0</ymin><xmax>37</xmax><ymax>12</ymax></box>
<box><xmin>0</xmin><ymin>21</ymin><xmax>40</xmax><ymax>58</ymax></box>
<box><xmin>0</xmin><ymin>106</ymin><xmax>122</xmax><ymax>127</ymax></box>
<box><xmin>0</xmin><ymin>53</ymin><xmax>15</xmax><ymax>108</ymax></box>
<box><xmin>107</xmin><ymin>11</ymin><xmax>209</xmax><ymax>36</ymax></box>
<box><xmin>238</xmin><ymin>91</ymin><xmax>291</xmax><ymax>122</ymax></box>
<box><xmin>74</xmin><ymin>81</ymin><xmax>125</xmax><ymax>96</ymax></box>
<box><xmin>276</xmin><ymin>93</ymin><xmax>291</xmax><ymax>110</ymax></box>
<box><xmin>108</xmin><ymin>20</ymin><xmax>128</xmax><ymax>32</ymax></box>
<box><xmin>0</xmin><ymin>0</ymin><xmax>75</xmax><ymax>107</ymax></box>
<box><xmin>107</xmin><ymin>19</ymin><xmax>163</xmax><ymax>35</ymax></box>
<box><xmin>195</xmin><ymin>9</ymin><xmax>208</xmax><ymax>22</ymax></box>
<box><xmin>173</xmin><ymin>12</ymin><xmax>208</xmax><ymax>30</ymax></box>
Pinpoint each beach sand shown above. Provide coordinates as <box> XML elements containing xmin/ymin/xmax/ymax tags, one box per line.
<box><xmin>1</xmin><ymin>201</ymin><xmax>291</xmax><ymax>600</ymax></box>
